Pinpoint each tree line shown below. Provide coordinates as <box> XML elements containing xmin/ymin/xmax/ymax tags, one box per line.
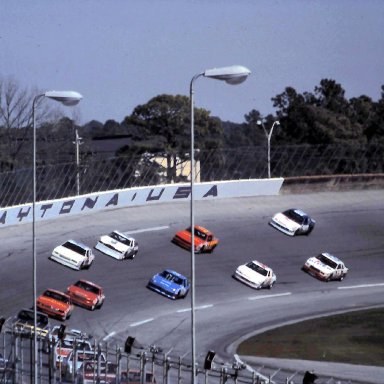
<box><xmin>1</xmin><ymin>76</ymin><xmax>383</xmax><ymax>176</ymax></box>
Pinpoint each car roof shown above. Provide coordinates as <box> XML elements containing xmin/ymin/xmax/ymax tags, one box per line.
<box><xmin>112</xmin><ymin>230</ymin><xmax>134</xmax><ymax>240</ymax></box>
<box><xmin>75</xmin><ymin>279</ymin><xmax>102</xmax><ymax>289</ymax></box>
<box><xmin>320</xmin><ymin>252</ymin><xmax>343</xmax><ymax>264</ymax></box>
<box><xmin>163</xmin><ymin>269</ymin><xmax>187</xmax><ymax>279</ymax></box>
<box><xmin>63</xmin><ymin>239</ymin><xmax>91</xmax><ymax>250</ymax></box>
<box><xmin>250</xmin><ymin>260</ymin><xmax>271</xmax><ymax>270</ymax></box>
<box><xmin>287</xmin><ymin>208</ymin><xmax>308</xmax><ymax>217</ymax></box>
<box><xmin>42</xmin><ymin>288</ymin><xmax>70</xmax><ymax>297</ymax></box>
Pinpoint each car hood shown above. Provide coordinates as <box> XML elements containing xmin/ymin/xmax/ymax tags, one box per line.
<box><xmin>152</xmin><ymin>275</ymin><xmax>181</xmax><ymax>291</ymax></box>
<box><xmin>100</xmin><ymin>235</ymin><xmax>131</xmax><ymax>252</ymax></box>
<box><xmin>38</xmin><ymin>296</ymin><xmax>71</xmax><ymax>311</ymax></box>
<box><xmin>68</xmin><ymin>287</ymin><xmax>99</xmax><ymax>302</ymax></box>
<box><xmin>237</xmin><ymin>265</ymin><xmax>267</xmax><ymax>284</ymax></box>
<box><xmin>273</xmin><ymin>213</ymin><xmax>301</xmax><ymax>231</ymax></box>
<box><xmin>306</xmin><ymin>257</ymin><xmax>334</xmax><ymax>273</ymax></box>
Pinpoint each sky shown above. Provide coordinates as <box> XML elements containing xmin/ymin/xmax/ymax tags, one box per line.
<box><xmin>1</xmin><ymin>0</ymin><xmax>384</xmax><ymax>125</ymax></box>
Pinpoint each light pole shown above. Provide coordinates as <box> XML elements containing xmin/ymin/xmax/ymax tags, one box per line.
<box><xmin>73</xmin><ymin>127</ymin><xmax>83</xmax><ymax>195</ymax></box>
<box><xmin>257</xmin><ymin>119</ymin><xmax>280</xmax><ymax>178</ymax></box>
<box><xmin>32</xmin><ymin>90</ymin><xmax>82</xmax><ymax>383</ymax></box>
<box><xmin>189</xmin><ymin>65</ymin><xmax>251</xmax><ymax>382</ymax></box>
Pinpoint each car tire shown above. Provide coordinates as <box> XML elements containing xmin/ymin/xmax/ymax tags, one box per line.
<box><xmin>268</xmin><ymin>281</ymin><xmax>274</xmax><ymax>289</ymax></box>
<box><xmin>339</xmin><ymin>274</ymin><xmax>345</xmax><ymax>281</ymax></box>
<box><xmin>97</xmin><ymin>301</ymin><xmax>104</xmax><ymax>309</ymax></box>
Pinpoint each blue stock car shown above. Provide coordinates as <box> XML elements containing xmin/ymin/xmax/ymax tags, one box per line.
<box><xmin>147</xmin><ymin>269</ymin><xmax>190</xmax><ymax>300</ymax></box>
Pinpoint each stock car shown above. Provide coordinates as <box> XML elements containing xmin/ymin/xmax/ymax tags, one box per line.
<box><xmin>233</xmin><ymin>260</ymin><xmax>276</xmax><ymax>289</ymax></box>
<box><xmin>55</xmin><ymin>337</ymin><xmax>93</xmax><ymax>371</ymax></box>
<box><xmin>147</xmin><ymin>269</ymin><xmax>190</xmax><ymax>299</ymax></box>
<box><xmin>269</xmin><ymin>208</ymin><xmax>315</xmax><ymax>236</ymax></box>
<box><xmin>62</xmin><ymin>350</ymin><xmax>106</xmax><ymax>381</ymax></box>
<box><xmin>51</xmin><ymin>240</ymin><xmax>95</xmax><ymax>270</ymax></box>
<box><xmin>95</xmin><ymin>230</ymin><xmax>138</xmax><ymax>260</ymax></box>
<box><xmin>302</xmin><ymin>252</ymin><xmax>349</xmax><ymax>282</ymax></box>
<box><xmin>172</xmin><ymin>225</ymin><xmax>219</xmax><ymax>253</ymax></box>
<box><xmin>11</xmin><ymin>308</ymin><xmax>51</xmax><ymax>337</ymax></box>
<box><xmin>36</xmin><ymin>289</ymin><xmax>74</xmax><ymax>321</ymax></box>
<box><xmin>67</xmin><ymin>280</ymin><xmax>105</xmax><ymax>311</ymax></box>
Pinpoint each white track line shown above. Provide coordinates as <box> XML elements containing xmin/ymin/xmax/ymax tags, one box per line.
<box><xmin>125</xmin><ymin>225</ymin><xmax>169</xmax><ymax>234</ymax></box>
<box><xmin>338</xmin><ymin>283</ymin><xmax>384</xmax><ymax>290</ymax></box>
<box><xmin>248</xmin><ymin>292</ymin><xmax>291</xmax><ymax>300</ymax></box>
<box><xmin>177</xmin><ymin>304</ymin><xmax>213</xmax><ymax>313</ymax></box>
<box><xmin>130</xmin><ymin>318</ymin><xmax>154</xmax><ymax>327</ymax></box>
<box><xmin>102</xmin><ymin>331</ymin><xmax>116</xmax><ymax>341</ymax></box>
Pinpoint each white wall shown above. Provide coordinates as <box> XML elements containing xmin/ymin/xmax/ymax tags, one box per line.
<box><xmin>0</xmin><ymin>178</ymin><xmax>283</xmax><ymax>228</ymax></box>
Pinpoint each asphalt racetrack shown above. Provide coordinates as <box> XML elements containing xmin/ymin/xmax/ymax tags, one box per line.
<box><xmin>1</xmin><ymin>189</ymin><xmax>383</xmax><ymax>366</ymax></box>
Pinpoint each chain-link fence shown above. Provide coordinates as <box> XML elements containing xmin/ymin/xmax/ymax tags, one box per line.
<box><xmin>1</xmin><ymin>143</ymin><xmax>383</xmax><ymax>208</ymax></box>
<box><xmin>0</xmin><ymin>328</ymin><xmax>370</xmax><ymax>384</ymax></box>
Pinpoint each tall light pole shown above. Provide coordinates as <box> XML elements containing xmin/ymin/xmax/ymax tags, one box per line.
<box><xmin>73</xmin><ymin>127</ymin><xmax>83</xmax><ymax>195</ymax></box>
<box><xmin>257</xmin><ymin>119</ymin><xmax>280</xmax><ymax>178</ymax></box>
<box><xmin>32</xmin><ymin>90</ymin><xmax>82</xmax><ymax>383</ymax></box>
<box><xmin>189</xmin><ymin>65</ymin><xmax>250</xmax><ymax>382</ymax></box>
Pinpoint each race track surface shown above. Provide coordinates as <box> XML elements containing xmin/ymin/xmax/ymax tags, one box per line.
<box><xmin>1</xmin><ymin>189</ymin><xmax>383</xmax><ymax>365</ymax></box>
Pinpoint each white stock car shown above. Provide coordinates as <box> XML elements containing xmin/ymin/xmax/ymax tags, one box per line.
<box><xmin>269</xmin><ymin>208</ymin><xmax>315</xmax><ymax>236</ymax></box>
<box><xmin>233</xmin><ymin>260</ymin><xmax>276</xmax><ymax>289</ymax></box>
<box><xmin>302</xmin><ymin>252</ymin><xmax>349</xmax><ymax>282</ymax></box>
<box><xmin>50</xmin><ymin>240</ymin><xmax>94</xmax><ymax>271</ymax></box>
<box><xmin>95</xmin><ymin>230</ymin><xmax>138</xmax><ymax>260</ymax></box>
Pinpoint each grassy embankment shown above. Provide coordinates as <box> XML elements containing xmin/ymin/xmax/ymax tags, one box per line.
<box><xmin>237</xmin><ymin>308</ymin><xmax>384</xmax><ymax>367</ymax></box>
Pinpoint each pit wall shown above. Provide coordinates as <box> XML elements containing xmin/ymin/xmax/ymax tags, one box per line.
<box><xmin>0</xmin><ymin>178</ymin><xmax>284</xmax><ymax>228</ymax></box>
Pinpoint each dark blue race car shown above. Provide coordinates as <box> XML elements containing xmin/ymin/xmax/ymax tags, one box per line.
<box><xmin>147</xmin><ymin>269</ymin><xmax>190</xmax><ymax>300</ymax></box>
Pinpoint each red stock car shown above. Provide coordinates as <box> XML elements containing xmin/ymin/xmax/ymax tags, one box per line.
<box><xmin>66</xmin><ymin>280</ymin><xmax>105</xmax><ymax>311</ymax></box>
<box><xmin>172</xmin><ymin>225</ymin><xmax>219</xmax><ymax>253</ymax></box>
<box><xmin>36</xmin><ymin>289</ymin><xmax>74</xmax><ymax>321</ymax></box>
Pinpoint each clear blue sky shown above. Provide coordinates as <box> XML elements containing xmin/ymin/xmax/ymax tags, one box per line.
<box><xmin>1</xmin><ymin>0</ymin><xmax>383</xmax><ymax>125</ymax></box>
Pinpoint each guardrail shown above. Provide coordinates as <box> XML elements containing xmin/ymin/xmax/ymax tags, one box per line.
<box><xmin>0</xmin><ymin>329</ymin><xmax>369</xmax><ymax>384</ymax></box>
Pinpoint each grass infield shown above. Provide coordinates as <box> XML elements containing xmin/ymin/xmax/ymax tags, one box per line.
<box><xmin>237</xmin><ymin>308</ymin><xmax>384</xmax><ymax>367</ymax></box>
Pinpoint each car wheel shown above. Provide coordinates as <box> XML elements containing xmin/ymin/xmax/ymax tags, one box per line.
<box><xmin>97</xmin><ymin>300</ymin><xmax>104</xmax><ymax>309</ymax></box>
<box><xmin>326</xmin><ymin>275</ymin><xmax>332</xmax><ymax>282</ymax></box>
<box><xmin>268</xmin><ymin>281</ymin><xmax>274</xmax><ymax>289</ymax></box>
<box><xmin>339</xmin><ymin>274</ymin><xmax>345</xmax><ymax>281</ymax></box>
<box><xmin>90</xmin><ymin>303</ymin><xmax>96</xmax><ymax>311</ymax></box>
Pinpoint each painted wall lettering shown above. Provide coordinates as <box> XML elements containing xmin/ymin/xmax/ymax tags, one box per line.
<box><xmin>40</xmin><ymin>204</ymin><xmax>53</xmax><ymax>217</ymax></box>
<box><xmin>17</xmin><ymin>206</ymin><xmax>31</xmax><ymax>222</ymax></box>
<box><xmin>82</xmin><ymin>197</ymin><xmax>99</xmax><ymax>210</ymax></box>
<box><xmin>106</xmin><ymin>193</ymin><xmax>119</xmax><ymax>207</ymax></box>
<box><xmin>60</xmin><ymin>200</ymin><xmax>75</xmax><ymax>214</ymax></box>
<box><xmin>203</xmin><ymin>185</ymin><xmax>218</xmax><ymax>197</ymax></box>
<box><xmin>147</xmin><ymin>188</ymin><xmax>165</xmax><ymax>201</ymax></box>
<box><xmin>173</xmin><ymin>186</ymin><xmax>191</xmax><ymax>199</ymax></box>
<box><xmin>0</xmin><ymin>179</ymin><xmax>284</xmax><ymax>228</ymax></box>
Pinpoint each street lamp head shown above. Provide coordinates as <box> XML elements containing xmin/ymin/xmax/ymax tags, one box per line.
<box><xmin>256</xmin><ymin>120</ymin><xmax>263</xmax><ymax>126</ymax></box>
<box><xmin>203</xmin><ymin>65</ymin><xmax>251</xmax><ymax>85</ymax></box>
<box><xmin>44</xmin><ymin>90</ymin><xmax>83</xmax><ymax>106</ymax></box>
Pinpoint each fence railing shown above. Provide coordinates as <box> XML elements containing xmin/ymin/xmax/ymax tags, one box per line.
<box><xmin>1</xmin><ymin>143</ymin><xmax>383</xmax><ymax>208</ymax></box>
<box><xmin>0</xmin><ymin>328</ymin><xmax>369</xmax><ymax>384</ymax></box>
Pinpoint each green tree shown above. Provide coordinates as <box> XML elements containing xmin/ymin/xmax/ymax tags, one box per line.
<box><xmin>122</xmin><ymin>94</ymin><xmax>224</xmax><ymax>183</ymax></box>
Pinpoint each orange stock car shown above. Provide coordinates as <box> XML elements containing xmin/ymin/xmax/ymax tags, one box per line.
<box><xmin>66</xmin><ymin>279</ymin><xmax>105</xmax><ymax>311</ymax></box>
<box><xmin>172</xmin><ymin>225</ymin><xmax>219</xmax><ymax>253</ymax></box>
<box><xmin>36</xmin><ymin>289</ymin><xmax>74</xmax><ymax>321</ymax></box>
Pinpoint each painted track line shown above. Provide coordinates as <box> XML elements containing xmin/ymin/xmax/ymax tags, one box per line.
<box><xmin>102</xmin><ymin>331</ymin><xmax>116</xmax><ymax>341</ymax></box>
<box><xmin>248</xmin><ymin>292</ymin><xmax>291</xmax><ymax>300</ymax></box>
<box><xmin>125</xmin><ymin>226</ymin><xmax>169</xmax><ymax>234</ymax></box>
<box><xmin>130</xmin><ymin>318</ymin><xmax>154</xmax><ymax>327</ymax></box>
<box><xmin>177</xmin><ymin>304</ymin><xmax>214</xmax><ymax>313</ymax></box>
<box><xmin>338</xmin><ymin>283</ymin><xmax>384</xmax><ymax>290</ymax></box>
